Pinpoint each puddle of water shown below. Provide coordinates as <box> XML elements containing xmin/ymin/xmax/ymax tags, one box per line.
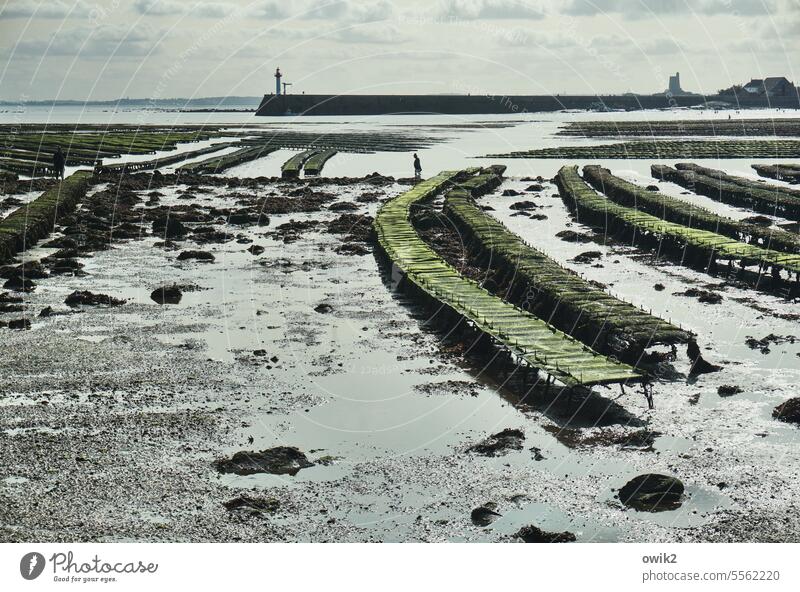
<box><xmin>3</xmin><ymin>476</ymin><xmax>30</xmax><ymax>485</ymax></box>
<box><xmin>598</xmin><ymin>480</ymin><xmax>732</xmax><ymax>529</ymax></box>
<box><xmin>490</xmin><ymin>501</ymin><xmax>622</xmax><ymax>542</ymax></box>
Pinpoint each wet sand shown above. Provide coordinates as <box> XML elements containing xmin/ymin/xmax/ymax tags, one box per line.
<box><xmin>2</xmin><ymin>114</ymin><xmax>800</xmax><ymax>542</ymax></box>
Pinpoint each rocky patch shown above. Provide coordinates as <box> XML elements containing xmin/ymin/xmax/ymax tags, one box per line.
<box><xmin>513</xmin><ymin>525</ymin><xmax>576</xmax><ymax>543</ymax></box>
<box><xmin>470</xmin><ymin>502</ymin><xmax>501</xmax><ymax>526</ymax></box>
<box><xmin>675</xmin><ymin>288</ymin><xmax>723</xmax><ymax>304</ymax></box>
<box><xmin>618</xmin><ymin>474</ymin><xmax>684</xmax><ymax>512</ymax></box>
<box><xmin>555</xmin><ymin>229</ymin><xmax>593</xmax><ymax>243</ymax></box>
<box><xmin>468</xmin><ymin>428</ymin><xmax>524</xmax><ymax>456</ymax></box>
<box><xmin>215</xmin><ymin>446</ymin><xmax>314</xmax><ymax>476</ymax></box>
<box><xmin>176</xmin><ymin>250</ymin><xmax>215</xmax><ymax>262</ymax></box>
<box><xmin>745</xmin><ymin>333</ymin><xmax>796</xmax><ymax>355</ymax></box>
<box><xmin>773</xmin><ymin>398</ymin><xmax>800</xmax><ymax>425</ymax></box>
<box><xmin>65</xmin><ymin>291</ymin><xmax>125</xmax><ymax>307</ymax></box>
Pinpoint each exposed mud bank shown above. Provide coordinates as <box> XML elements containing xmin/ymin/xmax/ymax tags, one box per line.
<box><xmin>3</xmin><ymin>143</ymin><xmax>800</xmax><ymax>542</ymax></box>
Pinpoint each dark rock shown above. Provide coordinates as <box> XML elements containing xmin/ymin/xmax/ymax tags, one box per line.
<box><xmin>112</xmin><ymin>222</ymin><xmax>144</xmax><ymax>240</ymax></box>
<box><xmin>1</xmin><ymin>318</ymin><xmax>30</xmax><ymax>330</ymax></box>
<box><xmin>46</xmin><ymin>258</ymin><xmax>84</xmax><ymax>275</ymax></box>
<box><xmin>555</xmin><ymin>229</ymin><xmax>592</xmax><ymax>243</ymax></box>
<box><xmin>65</xmin><ymin>291</ymin><xmax>125</xmax><ymax>307</ymax></box>
<box><xmin>269</xmin><ymin>219</ymin><xmax>319</xmax><ymax>242</ymax></box>
<box><xmin>328</xmin><ymin>201</ymin><xmax>359</xmax><ymax>211</ymax></box>
<box><xmin>0</xmin><ymin>261</ymin><xmax>48</xmax><ymax>279</ymax></box>
<box><xmin>773</xmin><ymin>398</ymin><xmax>800</xmax><ymax>425</ymax></box>
<box><xmin>150</xmin><ymin>285</ymin><xmax>183</xmax><ymax>305</ymax></box>
<box><xmin>675</xmin><ymin>288</ymin><xmax>723</xmax><ymax>304</ymax></box>
<box><xmin>718</xmin><ymin>385</ymin><xmax>743</xmax><ymax>397</ymax></box>
<box><xmin>222</xmin><ymin>494</ymin><xmax>279</xmax><ymax>515</ymax></box>
<box><xmin>326</xmin><ymin>213</ymin><xmax>374</xmax><ymax>241</ymax></box>
<box><xmin>653</xmin><ymin>283</ymin><xmax>665</xmax><ymax>291</ymax></box>
<box><xmin>525</xmin><ymin>184</ymin><xmax>545</xmax><ymax>192</ymax></box>
<box><xmin>154</xmin><ymin>240</ymin><xmax>180</xmax><ymax>250</ymax></box>
<box><xmin>177</xmin><ymin>250</ymin><xmax>215</xmax><ymax>262</ymax></box>
<box><xmin>314</xmin><ymin>303</ymin><xmax>334</xmax><ymax>314</ymax></box>
<box><xmin>3</xmin><ymin>275</ymin><xmax>35</xmax><ymax>292</ymax></box>
<box><xmin>509</xmin><ymin>200</ymin><xmax>537</xmax><ymax>210</ymax></box>
<box><xmin>335</xmin><ymin>243</ymin><xmax>370</xmax><ymax>256</ymax></box>
<box><xmin>215</xmin><ymin>446</ymin><xmax>313</xmax><ymax>476</ymax></box>
<box><xmin>152</xmin><ymin>216</ymin><xmax>187</xmax><ymax>239</ymax></box>
<box><xmin>39</xmin><ymin>306</ymin><xmax>53</xmax><ymax>317</ymax></box>
<box><xmin>0</xmin><ymin>302</ymin><xmax>23</xmax><ymax>313</ymax></box>
<box><xmin>228</xmin><ymin>211</ymin><xmax>269</xmax><ymax>226</ymax></box>
<box><xmin>514</xmin><ymin>525</ymin><xmax>576</xmax><ymax>543</ymax></box>
<box><xmin>745</xmin><ymin>333</ymin><xmax>795</xmax><ymax>355</ymax></box>
<box><xmin>571</xmin><ymin>250</ymin><xmax>603</xmax><ymax>264</ymax></box>
<box><xmin>468</xmin><ymin>428</ymin><xmax>524</xmax><ymax>456</ymax></box>
<box><xmin>356</xmin><ymin>191</ymin><xmax>383</xmax><ymax>203</ymax></box>
<box><xmin>618</xmin><ymin>474</ymin><xmax>684</xmax><ymax>511</ymax></box>
<box><xmin>50</xmin><ymin>248</ymin><xmax>80</xmax><ymax>260</ymax></box>
<box><xmin>41</xmin><ymin>237</ymin><xmax>78</xmax><ymax>249</ymax></box>
<box><xmin>247</xmin><ymin>245</ymin><xmax>265</xmax><ymax>255</ymax></box>
<box><xmin>0</xmin><ymin>289</ymin><xmax>24</xmax><ymax>311</ymax></box>
<box><xmin>502</xmin><ymin>189</ymin><xmax>520</xmax><ymax>196</ymax></box>
<box><xmin>191</xmin><ymin>227</ymin><xmax>232</xmax><ymax>245</ymax></box>
<box><xmin>645</xmin><ymin>185</ymin><xmax>660</xmax><ymax>191</ymax></box>
<box><xmin>470</xmin><ymin>502</ymin><xmax>501</xmax><ymax>526</ymax></box>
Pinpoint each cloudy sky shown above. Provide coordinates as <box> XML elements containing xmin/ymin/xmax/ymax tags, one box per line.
<box><xmin>1</xmin><ymin>0</ymin><xmax>798</xmax><ymax>101</ymax></box>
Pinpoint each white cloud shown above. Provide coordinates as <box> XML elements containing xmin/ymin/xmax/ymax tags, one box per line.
<box><xmin>133</xmin><ymin>0</ymin><xmax>237</xmax><ymax>18</ymax></box>
<box><xmin>588</xmin><ymin>34</ymin><xmax>684</xmax><ymax>55</ymax></box>
<box><xmin>330</xmin><ymin>23</ymin><xmax>409</xmax><ymax>44</ymax></box>
<box><xmin>0</xmin><ymin>0</ymin><xmax>92</xmax><ymax>19</ymax></box>
<box><xmin>303</xmin><ymin>0</ymin><xmax>394</xmax><ymax>22</ymax></box>
<box><xmin>248</xmin><ymin>1</ymin><xmax>288</xmax><ymax>19</ymax></box>
<box><xmin>499</xmin><ymin>29</ymin><xmax>580</xmax><ymax>48</ymax></box>
<box><xmin>563</xmin><ymin>0</ymin><xmax>776</xmax><ymax>18</ymax></box>
<box><xmin>132</xmin><ymin>0</ymin><xmax>184</xmax><ymax>16</ymax></box>
<box><xmin>190</xmin><ymin>3</ymin><xmax>236</xmax><ymax>18</ymax></box>
<box><xmin>439</xmin><ymin>0</ymin><xmax>546</xmax><ymax>20</ymax></box>
<box><xmin>15</xmin><ymin>24</ymin><xmax>162</xmax><ymax>58</ymax></box>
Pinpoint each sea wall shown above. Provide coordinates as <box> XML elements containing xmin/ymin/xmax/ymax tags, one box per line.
<box><xmin>255</xmin><ymin>93</ymin><xmax>800</xmax><ymax>116</ymax></box>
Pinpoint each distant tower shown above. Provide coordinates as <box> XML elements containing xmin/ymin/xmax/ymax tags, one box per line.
<box><xmin>668</xmin><ymin>72</ymin><xmax>683</xmax><ymax>95</ymax></box>
<box><xmin>275</xmin><ymin>68</ymin><xmax>282</xmax><ymax>96</ymax></box>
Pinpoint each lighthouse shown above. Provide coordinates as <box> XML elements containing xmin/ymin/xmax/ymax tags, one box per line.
<box><xmin>275</xmin><ymin>68</ymin><xmax>282</xmax><ymax>95</ymax></box>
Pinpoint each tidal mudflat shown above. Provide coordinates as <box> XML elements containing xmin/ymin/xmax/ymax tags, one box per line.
<box><xmin>1</xmin><ymin>113</ymin><xmax>800</xmax><ymax>543</ymax></box>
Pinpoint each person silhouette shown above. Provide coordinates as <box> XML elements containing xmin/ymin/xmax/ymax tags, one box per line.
<box><xmin>53</xmin><ymin>146</ymin><xmax>65</xmax><ymax>180</ymax></box>
<box><xmin>413</xmin><ymin>153</ymin><xmax>422</xmax><ymax>180</ymax></box>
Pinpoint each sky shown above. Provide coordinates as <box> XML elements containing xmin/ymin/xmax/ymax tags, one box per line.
<box><xmin>1</xmin><ymin>0</ymin><xmax>798</xmax><ymax>101</ymax></box>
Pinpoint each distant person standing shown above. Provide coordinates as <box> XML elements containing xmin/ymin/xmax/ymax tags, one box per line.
<box><xmin>413</xmin><ymin>153</ymin><xmax>422</xmax><ymax>180</ymax></box>
<box><xmin>53</xmin><ymin>146</ymin><xmax>65</xmax><ymax>181</ymax></box>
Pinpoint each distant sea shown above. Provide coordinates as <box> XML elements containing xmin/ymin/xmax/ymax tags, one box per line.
<box><xmin>0</xmin><ymin>97</ymin><xmax>264</xmax><ymax>125</ymax></box>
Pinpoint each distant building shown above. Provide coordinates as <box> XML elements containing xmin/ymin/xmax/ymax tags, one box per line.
<box><xmin>741</xmin><ymin>77</ymin><xmax>796</xmax><ymax>97</ymax></box>
<box><xmin>668</xmin><ymin>72</ymin><xmax>684</xmax><ymax>95</ymax></box>
<box><xmin>661</xmin><ymin>72</ymin><xmax>697</xmax><ymax>96</ymax></box>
